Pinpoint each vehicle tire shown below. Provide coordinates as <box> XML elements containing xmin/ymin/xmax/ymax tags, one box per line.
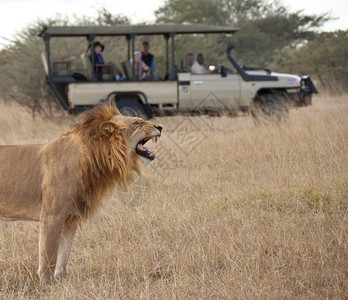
<box><xmin>253</xmin><ymin>93</ymin><xmax>289</xmax><ymax>122</ymax></box>
<box><xmin>116</xmin><ymin>98</ymin><xmax>147</xmax><ymax>118</ymax></box>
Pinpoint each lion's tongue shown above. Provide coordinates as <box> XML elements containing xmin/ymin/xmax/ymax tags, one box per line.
<box><xmin>137</xmin><ymin>144</ymin><xmax>153</xmax><ymax>155</ymax></box>
<box><xmin>142</xmin><ymin>146</ymin><xmax>151</xmax><ymax>153</ymax></box>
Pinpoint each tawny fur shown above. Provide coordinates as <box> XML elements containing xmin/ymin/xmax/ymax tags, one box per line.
<box><xmin>62</xmin><ymin>105</ymin><xmax>141</xmax><ymax>224</ymax></box>
<box><xmin>0</xmin><ymin>103</ymin><xmax>162</xmax><ymax>284</ymax></box>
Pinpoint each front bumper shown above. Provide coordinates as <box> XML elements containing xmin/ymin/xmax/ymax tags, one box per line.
<box><xmin>301</xmin><ymin>76</ymin><xmax>318</xmax><ymax>94</ymax></box>
<box><xmin>299</xmin><ymin>76</ymin><xmax>318</xmax><ymax>106</ymax></box>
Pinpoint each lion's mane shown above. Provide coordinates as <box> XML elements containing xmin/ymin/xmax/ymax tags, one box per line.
<box><xmin>61</xmin><ymin>105</ymin><xmax>141</xmax><ymax>224</ymax></box>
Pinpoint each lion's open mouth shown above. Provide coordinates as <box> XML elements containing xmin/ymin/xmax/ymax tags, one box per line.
<box><xmin>136</xmin><ymin>136</ymin><xmax>159</xmax><ymax>161</ymax></box>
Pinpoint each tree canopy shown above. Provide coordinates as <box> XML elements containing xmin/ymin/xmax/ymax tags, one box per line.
<box><xmin>155</xmin><ymin>0</ymin><xmax>329</xmax><ymax>66</ymax></box>
<box><xmin>272</xmin><ymin>30</ymin><xmax>348</xmax><ymax>94</ymax></box>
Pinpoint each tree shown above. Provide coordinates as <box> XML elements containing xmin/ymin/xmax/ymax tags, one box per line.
<box><xmin>0</xmin><ymin>10</ymin><xmax>130</xmax><ymax>116</ymax></box>
<box><xmin>156</xmin><ymin>0</ymin><xmax>229</xmax><ymax>25</ymax></box>
<box><xmin>272</xmin><ymin>30</ymin><xmax>348</xmax><ymax>94</ymax></box>
<box><xmin>0</xmin><ymin>17</ymin><xmax>71</xmax><ymax>116</ymax></box>
<box><xmin>155</xmin><ymin>0</ymin><xmax>329</xmax><ymax>66</ymax></box>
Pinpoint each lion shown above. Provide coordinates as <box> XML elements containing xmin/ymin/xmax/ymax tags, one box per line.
<box><xmin>0</xmin><ymin>103</ymin><xmax>163</xmax><ymax>284</ymax></box>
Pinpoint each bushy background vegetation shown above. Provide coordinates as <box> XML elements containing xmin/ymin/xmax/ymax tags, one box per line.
<box><xmin>0</xmin><ymin>0</ymin><xmax>347</xmax><ymax>115</ymax></box>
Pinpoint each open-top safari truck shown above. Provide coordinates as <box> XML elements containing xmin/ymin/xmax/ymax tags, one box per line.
<box><xmin>39</xmin><ymin>24</ymin><xmax>317</xmax><ymax>117</ymax></box>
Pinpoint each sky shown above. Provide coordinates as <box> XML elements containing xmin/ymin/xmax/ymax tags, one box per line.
<box><xmin>0</xmin><ymin>0</ymin><xmax>347</xmax><ymax>49</ymax></box>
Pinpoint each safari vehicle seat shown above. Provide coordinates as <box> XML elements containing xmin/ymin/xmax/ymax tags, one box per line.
<box><xmin>121</xmin><ymin>60</ymin><xmax>133</xmax><ymax>80</ymax></box>
<box><xmin>80</xmin><ymin>52</ymin><xmax>112</xmax><ymax>81</ymax></box>
<box><xmin>41</xmin><ymin>51</ymin><xmax>72</xmax><ymax>77</ymax></box>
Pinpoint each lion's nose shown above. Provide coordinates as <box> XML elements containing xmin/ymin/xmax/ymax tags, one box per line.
<box><xmin>155</xmin><ymin>125</ymin><xmax>163</xmax><ymax>133</ymax></box>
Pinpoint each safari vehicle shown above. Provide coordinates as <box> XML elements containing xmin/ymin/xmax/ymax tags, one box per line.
<box><xmin>39</xmin><ymin>24</ymin><xmax>317</xmax><ymax>117</ymax></box>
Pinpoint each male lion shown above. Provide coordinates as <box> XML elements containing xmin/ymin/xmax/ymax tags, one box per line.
<box><xmin>0</xmin><ymin>104</ymin><xmax>163</xmax><ymax>284</ymax></box>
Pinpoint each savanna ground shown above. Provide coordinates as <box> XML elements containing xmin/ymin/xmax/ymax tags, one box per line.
<box><xmin>0</xmin><ymin>95</ymin><xmax>347</xmax><ymax>299</ymax></box>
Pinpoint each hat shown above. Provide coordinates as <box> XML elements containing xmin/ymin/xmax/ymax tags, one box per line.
<box><xmin>87</xmin><ymin>41</ymin><xmax>105</xmax><ymax>52</ymax></box>
<box><xmin>134</xmin><ymin>51</ymin><xmax>142</xmax><ymax>56</ymax></box>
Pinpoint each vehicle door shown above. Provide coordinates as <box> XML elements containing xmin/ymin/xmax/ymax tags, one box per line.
<box><xmin>178</xmin><ymin>72</ymin><xmax>241</xmax><ymax>112</ymax></box>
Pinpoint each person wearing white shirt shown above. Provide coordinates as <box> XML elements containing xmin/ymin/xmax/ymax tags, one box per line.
<box><xmin>186</xmin><ymin>52</ymin><xmax>207</xmax><ymax>73</ymax></box>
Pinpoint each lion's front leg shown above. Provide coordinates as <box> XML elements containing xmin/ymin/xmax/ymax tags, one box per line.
<box><xmin>54</xmin><ymin>221</ymin><xmax>77</xmax><ymax>281</ymax></box>
<box><xmin>38</xmin><ymin>214</ymin><xmax>65</xmax><ymax>284</ymax></box>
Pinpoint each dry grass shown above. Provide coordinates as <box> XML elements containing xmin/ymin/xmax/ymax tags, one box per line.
<box><xmin>0</xmin><ymin>95</ymin><xmax>347</xmax><ymax>299</ymax></box>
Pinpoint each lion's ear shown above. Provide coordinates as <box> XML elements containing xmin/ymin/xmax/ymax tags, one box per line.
<box><xmin>99</xmin><ymin>121</ymin><xmax>118</xmax><ymax>136</ymax></box>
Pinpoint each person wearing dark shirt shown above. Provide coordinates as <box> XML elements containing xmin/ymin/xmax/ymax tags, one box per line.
<box><xmin>87</xmin><ymin>41</ymin><xmax>124</xmax><ymax>81</ymax></box>
<box><xmin>197</xmin><ymin>53</ymin><xmax>205</xmax><ymax>67</ymax></box>
<box><xmin>141</xmin><ymin>41</ymin><xmax>156</xmax><ymax>72</ymax></box>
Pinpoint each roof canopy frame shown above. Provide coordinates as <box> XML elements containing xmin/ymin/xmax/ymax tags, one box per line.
<box><xmin>39</xmin><ymin>24</ymin><xmax>238</xmax><ymax>82</ymax></box>
<box><xmin>39</xmin><ymin>24</ymin><xmax>238</xmax><ymax>37</ymax></box>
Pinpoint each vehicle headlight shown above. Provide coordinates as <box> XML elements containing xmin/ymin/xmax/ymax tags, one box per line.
<box><xmin>288</xmin><ymin>80</ymin><xmax>300</xmax><ymax>88</ymax></box>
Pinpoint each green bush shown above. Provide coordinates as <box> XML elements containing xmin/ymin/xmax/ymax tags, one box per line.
<box><xmin>0</xmin><ymin>10</ymin><xmax>130</xmax><ymax>116</ymax></box>
<box><xmin>272</xmin><ymin>31</ymin><xmax>348</xmax><ymax>94</ymax></box>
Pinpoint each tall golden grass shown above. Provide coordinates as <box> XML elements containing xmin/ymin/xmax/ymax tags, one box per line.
<box><xmin>0</xmin><ymin>96</ymin><xmax>347</xmax><ymax>299</ymax></box>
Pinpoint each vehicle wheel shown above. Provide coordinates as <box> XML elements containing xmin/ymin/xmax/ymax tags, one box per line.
<box><xmin>252</xmin><ymin>93</ymin><xmax>289</xmax><ymax>122</ymax></box>
<box><xmin>116</xmin><ymin>98</ymin><xmax>147</xmax><ymax>118</ymax></box>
